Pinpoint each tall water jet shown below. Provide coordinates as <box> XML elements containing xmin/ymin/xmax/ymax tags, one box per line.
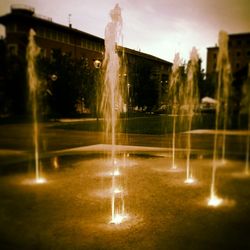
<box><xmin>26</xmin><ymin>29</ymin><xmax>45</xmax><ymax>184</ymax></box>
<box><xmin>209</xmin><ymin>31</ymin><xmax>232</xmax><ymax>205</ymax></box>
<box><xmin>184</xmin><ymin>47</ymin><xmax>199</xmax><ymax>184</ymax></box>
<box><xmin>244</xmin><ymin>65</ymin><xmax>250</xmax><ymax>175</ymax></box>
<box><xmin>169</xmin><ymin>53</ymin><xmax>182</xmax><ymax>170</ymax></box>
<box><xmin>219</xmin><ymin>33</ymin><xmax>232</xmax><ymax>164</ymax></box>
<box><xmin>245</xmin><ymin>117</ymin><xmax>250</xmax><ymax>175</ymax></box>
<box><xmin>101</xmin><ymin>4</ymin><xmax>125</xmax><ymax>224</ymax></box>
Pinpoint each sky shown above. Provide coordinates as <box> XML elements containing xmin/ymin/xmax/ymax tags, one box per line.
<box><xmin>0</xmin><ymin>0</ymin><xmax>249</xmax><ymax>70</ymax></box>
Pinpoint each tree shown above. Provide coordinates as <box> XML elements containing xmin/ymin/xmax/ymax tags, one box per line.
<box><xmin>132</xmin><ymin>60</ymin><xmax>159</xmax><ymax>111</ymax></box>
<box><xmin>37</xmin><ymin>49</ymin><xmax>96</xmax><ymax>117</ymax></box>
<box><xmin>5</xmin><ymin>49</ymin><xmax>27</xmax><ymax>116</ymax></box>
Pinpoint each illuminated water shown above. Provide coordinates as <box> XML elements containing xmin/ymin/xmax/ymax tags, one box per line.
<box><xmin>169</xmin><ymin>53</ymin><xmax>182</xmax><ymax>170</ymax></box>
<box><xmin>244</xmin><ymin>69</ymin><xmax>250</xmax><ymax>175</ymax></box>
<box><xmin>102</xmin><ymin>4</ymin><xmax>126</xmax><ymax>224</ymax></box>
<box><xmin>209</xmin><ymin>31</ymin><xmax>232</xmax><ymax>204</ymax></box>
<box><xmin>184</xmin><ymin>47</ymin><xmax>199</xmax><ymax>183</ymax></box>
<box><xmin>26</xmin><ymin>29</ymin><xmax>45</xmax><ymax>184</ymax></box>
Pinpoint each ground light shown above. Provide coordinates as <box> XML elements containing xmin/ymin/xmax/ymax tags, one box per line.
<box><xmin>208</xmin><ymin>193</ymin><xmax>223</xmax><ymax>207</ymax></box>
<box><xmin>111</xmin><ymin>169</ymin><xmax>120</xmax><ymax>176</ymax></box>
<box><xmin>110</xmin><ymin>214</ymin><xmax>127</xmax><ymax>225</ymax></box>
<box><xmin>184</xmin><ymin>177</ymin><xmax>196</xmax><ymax>184</ymax></box>
<box><xmin>35</xmin><ymin>177</ymin><xmax>47</xmax><ymax>184</ymax></box>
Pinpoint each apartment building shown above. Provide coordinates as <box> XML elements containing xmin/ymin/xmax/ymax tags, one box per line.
<box><xmin>0</xmin><ymin>4</ymin><xmax>172</xmax><ymax>111</ymax></box>
<box><xmin>206</xmin><ymin>32</ymin><xmax>250</xmax><ymax>75</ymax></box>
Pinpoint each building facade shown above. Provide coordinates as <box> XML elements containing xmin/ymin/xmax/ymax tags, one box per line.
<box><xmin>206</xmin><ymin>32</ymin><xmax>250</xmax><ymax>128</ymax></box>
<box><xmin>0</xmin><ymin>4</ymin><xmax>172</xmax><ymax>114</ymax></box>
<box><xmin>206</xmin><ymin>32</ymin><xmax>250</xmax><ymax>75</ymax></box>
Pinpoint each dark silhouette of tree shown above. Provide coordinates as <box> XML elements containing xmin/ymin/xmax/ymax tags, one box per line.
<box><xmin>5</xmin><ymin>49</ymin><xmax>27</xmax><ymax>116</ymax></box>
<box><xmin>132</xmin><ymin>60</ymin><xmax>159</xmax><ymax>111</ymax></box>
<box><xmin>37</xmin><ymin>49</ymin><xmax>96</xmax><ymax>118</ymax></box>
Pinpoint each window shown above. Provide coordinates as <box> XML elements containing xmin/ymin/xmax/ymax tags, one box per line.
<box><xmin>46</xmin><ymin>28</ymin><xmax>51</xmax><ymax>39</ymax></box>
<box><xmin>58</xmin><ymin>32</ymin><xmax>62</xmax><ymax>41</ymax></box>
<box><xmin>7</xmin><ymin>23</ymin><xmax>16</xmax><ymax>32</ymax></box>
<box><xmin>86</xmin><ymin>40</ymin><xmax>90</xmax><ymax>49</ymax></box>
<box><xmin>69</xmin><ymin>36</ymin><xmax>75</xmax><ymax>44</ymax></box>
<box><xmin>17</xmin><ymin>23</ymin><xmax>27</xmax><ymax>32</ymax></box>
<box><xmin>236</xmin><ymin>51</ymin><xmax>241</xmax><ymax>57</ymax></box>
<box><xmin>40</xmin><ymin>48</ymin><xmax>46</xmax><ymax>57</ymax></box>
<box><xmin>52</xmin><ymin>30</ymin><xmax>57</xmax><ymax>40</ymax></box>
<box><xmin>37</xmin><ymin>27</ymin><xmax>44</xmax><ymax>37</ymax></box>
<box><xmin>64</xmin><ymin>34</ymin><xmax>69</xmax><ymax>43</ymax></box>
<box><xmin>81</xmin><ymin>39</ymin><xmax>86</xmax><ymax>48</ymax></box>
<box><xmin>8</xmin><ymin>44</ymin><xmax>18</xmax><ymax>55</ymax></box>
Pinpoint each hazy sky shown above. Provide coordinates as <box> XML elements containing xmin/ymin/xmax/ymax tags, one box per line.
<box><xmin>0</xmin><ymin>0</ymin><xmax>249</xmax><ymax>69</ymax></box>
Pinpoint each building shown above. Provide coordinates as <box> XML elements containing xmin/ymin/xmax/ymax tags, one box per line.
<box><xmin>206</xmin><ymin>32</ymin><xmax>250</xmax><ymax>75</ymax></box>
<box><xmin>0</xmin><ymin>4</ymin><xmax>172</xmax><ymax>114</ymax></box>
<box><xmin>0</xmin><ymin>4</ymin><xmax>104</xmax><ymax>62</ymax></box>
<box><xmin>206</xmin><ymin>32</ymin><xmax>250</xmax><ymax>128</ymax></box>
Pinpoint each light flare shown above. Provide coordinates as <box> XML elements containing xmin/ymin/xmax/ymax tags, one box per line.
<box><xmin>53</xmin><ymin>156</ymin><xmax>59</xmax><ymax>169</ymax></box>
<box><xmin>35</xmin><ymin>177</ymin><xmax>47</xmax><ymax>184</ymax></box>
<box><xmin>184</xmin><ymin>177</ymin><xmax>196</xmax><ymax>184</ymax></box>
<box><xmin>111</xmin><ymin>169</ymin><xmax>120</xmax><ymax>176</ymax></box>
<box><xmin>208</xmin><ymin>193</ymin><xmax>223</xmax><ymax>207</ymax></box>
<box><xmin>114</xmin><ymin>188</ymin><xmax>122</xmax><ymax>194</ymax></box>
<box><xmin>171</xmin><ymin>164</ymin><xmax>177</xmax><ymax>170</ymax></box>
<box><xmin>110</xmin><ymin>214</ymin><xmax>126</xmax><ymax>224</ymax></box>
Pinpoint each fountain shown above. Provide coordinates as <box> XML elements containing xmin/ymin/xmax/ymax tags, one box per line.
<box><xmin>26</xmin><ymin>29</ymin><xmax>46</xmax><ymax>184</ymax></box>
<box><xmin>169</xmin><ymin>53</ymin><xmax>182</xmax><ymax>170</ymax></box>
<box><xmin>183</xmin><ymin>47</ymin><xmax>199</xmax><ymax>184</ymax></box>
<box><xmin>243</xmin><ymin>66</ymin><xmax>250</xmax><ymax>175</ymax></box>
<box><xmin>1</xmin><ymin>4</ymin><xmax>250</xmax><ymax>248</ymax></box>
<box><xmin>208</xmin><ymin>31</ymin><xmax>232</xmax><ymax>206</ymax></box>
<box><xmin>245</xmin><ymin>107</ymin><xmax>250</xmax><ymax>176</ymax></box>
<box><xmin>0</xmin><ymin>57</ymin><xmax>249</xmax><ymax>248</ymax></box>
<box><xmin>219</xmin><ymin>33</ymin><xmax>232</xmax><ymax>164</ymax></box>
<box><xmin>101</xmin><ymin>4</ymin><xmax>126</xmax><ymax>224</ymax></box>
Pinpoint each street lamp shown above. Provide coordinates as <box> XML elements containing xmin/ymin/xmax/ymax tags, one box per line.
<box><xmin>127</xmin><ymin>83</ymin><xmax>131</xmax><ymax>113</ymax></box>
<box><xmin>50</xmin><ymin>74</ymin><xmax>58</xmax><ymax>81</ymax></box>
<box><xmin>93</xmin><ymin>59</ymin><xmax>102</xmax><ymax>120</ymax></box>
<box><xmin>94</xmin><ymin>59</ymin><xmax>102</xmax><ymax>69</ymax></box>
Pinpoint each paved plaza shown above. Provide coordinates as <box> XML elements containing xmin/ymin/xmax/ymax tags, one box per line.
<box><xmin>0</xmin><ymin>121</ymin><xmax>249</xmax><ymax>250</ymax></box>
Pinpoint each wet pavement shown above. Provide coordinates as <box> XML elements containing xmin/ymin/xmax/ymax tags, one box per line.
<box><xmin>0</xmin><ymin>121</ymin><xmax>249</xmax><ymax>249</ymax></box>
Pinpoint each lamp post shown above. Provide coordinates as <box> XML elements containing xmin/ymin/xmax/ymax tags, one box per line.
<box><xmin>94</xmin><ymin>59</ymin><xmax>102</xmax><ymax>69</ymax></box>
<box><xmin>51</xmin><ymin>74</ymin><xmax>58</xmax><ymax>82</ymax></box>
<box><xmin>93</xmin><ymin>59</ymin><xmax>102</xmax><ymax>121</ymax></box>
<box><xmin>127</xmin><ymin>82</ymin><xmax>131</xmax><ymax>113</ymax></box>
